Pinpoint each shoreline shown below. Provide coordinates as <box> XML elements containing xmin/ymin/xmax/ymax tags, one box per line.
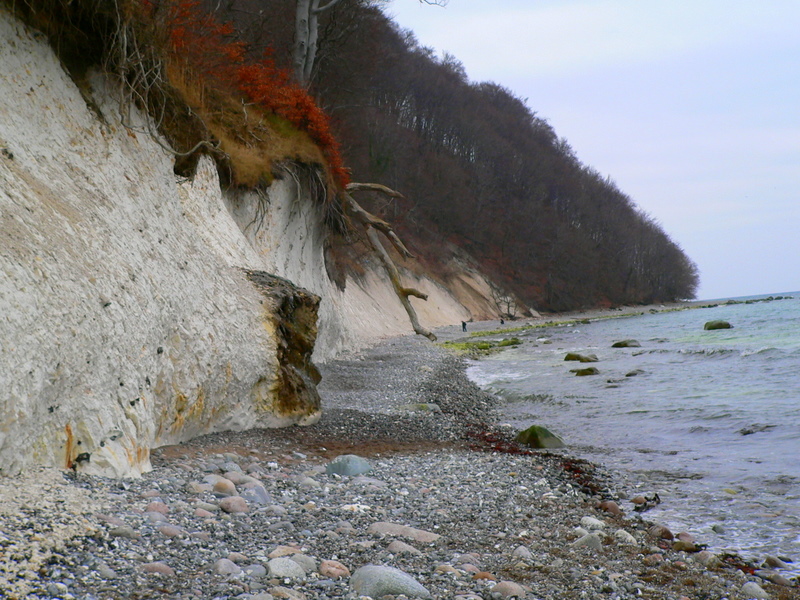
<box><xmin>1</xmin><ymin>303</ymin><xmax>797</xmax><ymax>599</ymax></box>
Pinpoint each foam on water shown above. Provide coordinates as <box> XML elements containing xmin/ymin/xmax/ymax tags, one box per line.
<box><xmin>468</xmin><ymin>294</ymin><xmax>800</xmax><ymax>572</ymax></box>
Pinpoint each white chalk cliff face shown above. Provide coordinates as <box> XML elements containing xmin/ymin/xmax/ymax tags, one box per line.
<box><xmin>0</xmin><ymin>10</ymin><xmax>486</xmax><ymax>478</ymax></box>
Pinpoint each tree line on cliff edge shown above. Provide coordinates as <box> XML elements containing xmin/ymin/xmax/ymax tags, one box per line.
<box><xmin>57</xmin><ymin>0</ymin><xmax>701</xmax><ymax>312</ymax></box>
<box><xmin>248</xmin><ymin>0</ymin><xmax>697</xmax><ymax>311</ymax></box>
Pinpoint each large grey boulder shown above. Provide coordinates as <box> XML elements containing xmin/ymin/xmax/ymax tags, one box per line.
<box><xmin>267</xmin><ymin>557</ymin><xmax>306</xmax><ymax>580</ymax></box>
<box><xmin>350</xmin><ymin>565</ymin><xmax>432</xmax><ymax>599</ymax></box>
<box><xmin>239</xmin><ymin>483</ymin><xmax>272</xmax><ymax>505</ymax></box>
<box><xmin>326</xmin><ymin>454</ymin><xmax>372</xmax><ymax>477</ymax></box>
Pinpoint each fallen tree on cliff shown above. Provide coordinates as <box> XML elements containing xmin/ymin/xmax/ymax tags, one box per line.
<box><xmin>344</xmin><ymin>183</ymin><xmax>437</xmax><ymax>341</ymax></box>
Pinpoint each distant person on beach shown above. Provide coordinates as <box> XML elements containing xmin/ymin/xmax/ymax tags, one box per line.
<box><xmin>462</xmin><ymin>321</ymin><xmax>467</xmax><ymax>332</ymax></box>
<box><xmin>500</xmin><ymin>318</ymin><xmax>505</xmax><ymax>324</ymax></box>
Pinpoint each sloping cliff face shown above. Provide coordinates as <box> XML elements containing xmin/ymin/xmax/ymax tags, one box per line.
<box><xmin>0</xmin><ymin>10</ymin><xmax>495</xmax><ymax>477</ymax></box>
<box><xmin>0</xmin><ymin>11</ymin><xmax>327</xmax><ymax>478</ymax></box>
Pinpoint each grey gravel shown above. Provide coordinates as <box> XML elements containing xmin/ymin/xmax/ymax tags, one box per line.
<box><xmin>0</xmin><ymin>330</ymin><xmax>797</xmax><ymax>600</ymax></box>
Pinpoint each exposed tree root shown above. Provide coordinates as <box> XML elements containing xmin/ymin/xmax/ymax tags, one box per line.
<box><xmin>344</xmin><ymin>183</ymin><xmax>436</xmax><ymax>341</ymax></box>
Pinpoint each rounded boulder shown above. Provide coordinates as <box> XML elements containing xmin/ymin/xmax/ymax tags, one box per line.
<box><xmin>325</xmin><ymin>454</ymin><xmax>372</xmax><ymax>477</ymax></box>
<box><xmin>267</xmin><ymin>557</ymin><xmax>306</xmax><ymax>580</ymax></box>
<box><xmin>350</xmin><ymin>565</ymin><xmax>432</xmax><ymax>599</ymax></box>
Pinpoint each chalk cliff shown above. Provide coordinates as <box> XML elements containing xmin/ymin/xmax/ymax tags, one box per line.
<box><xmin>0</xmin><ymin>9</ymin><xmax>499</xmax><ymax>477</ymax></box>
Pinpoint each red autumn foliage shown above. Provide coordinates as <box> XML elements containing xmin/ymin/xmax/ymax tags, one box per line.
<box><xmin>160</xmin><ymin>0</ymin><xmax>349</xmax><ymax>189</ymax></box>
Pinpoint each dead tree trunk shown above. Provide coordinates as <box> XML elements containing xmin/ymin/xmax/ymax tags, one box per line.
<box><xmin>344</xmin><ymin>183</ymin><xmax>436</xmax><ymax>341</ymax></box>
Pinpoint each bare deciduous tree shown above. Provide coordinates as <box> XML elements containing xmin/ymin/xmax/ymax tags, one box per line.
<box><xmin>293</xmin><ymin>0</ymin><xmax>344</xmax><ymax>85</ymax></box>
<box><xmin>293</xmin><ymin>0</ymin><xmax>447</xmax><ymax>86</ymax></box>
<box><xmin>490</xmin><ymin>286</ymin><xmax>518</xmax><ymax>320</ymax></box>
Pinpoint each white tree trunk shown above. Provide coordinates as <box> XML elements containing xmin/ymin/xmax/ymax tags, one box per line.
<box><xmin>294</xmin><ymin>0</ymin><xmax>346</xmax><ymax>86</ymax></box>
<box><xmin>293</xmin><ymin>0</ymin><xmax>312</xmax><ymax>84</ymax></box>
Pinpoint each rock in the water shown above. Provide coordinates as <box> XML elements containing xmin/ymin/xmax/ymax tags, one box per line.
<box><xmin>704</xmin><ymin>320</ymin><xmax>732</xmax><ymax>330</ymax></box>
<box><xmin>515</xmin><ymin>425</ymin><xmax>565</xmax><ymax>449</ymax></box>
<box><xmin>763</xmin><ymin>555</ymin><xmax>790</xmax><ymax>569</ymax></box>
<box><xmin>350</xmin><ymin>565</ymin><xmax>432</xmax><ymax>599</ymax></box>
<box><xmin>325</xmin><ymin>454</ymin><xmax>372</xmax><ymax>477</ymax></box>
<box><xmin>564</xmin><ymin>352</ymin><xmax>599</xmax><ymax>363</ymax></box>
<box><xmin>612</xmin><ymin>339</ymin><xmax>641</xmax><ymax>348</ymax></box>
<box><xmin>570</xmin><ymin>367</ymin><xmax>600</xmax><ymax>376</ymax></box>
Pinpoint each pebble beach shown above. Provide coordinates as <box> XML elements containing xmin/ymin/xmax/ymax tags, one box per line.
<box><xmin>1</xmin><ymin>318</ymin><xmax>797</xmax><ymax>600</ymax></box>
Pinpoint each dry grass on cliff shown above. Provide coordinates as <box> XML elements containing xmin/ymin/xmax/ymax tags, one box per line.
<box><xmin>165</xmin><ymin>63</ymin><xmax>329</xmax><ymax>189</ymax></box>
<box><xmin>5</xmin><ymin>0</ymin><xmax>343</xmax><ymax>204</ymax></box>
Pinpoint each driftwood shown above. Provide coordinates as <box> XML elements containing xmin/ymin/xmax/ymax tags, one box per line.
<box><xmin>344</xmin><ymin>183</ymin><xmax>436</xmax><ymax>341</ymax></box>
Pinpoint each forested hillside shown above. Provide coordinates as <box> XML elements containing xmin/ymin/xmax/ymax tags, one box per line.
<box><xmin>13</xmin><ymin>0</ymin><xmax>698</xmax><ymax>313</ymax></box>
<box><xmin>215</xmin><ymin>0</ymin><xmax>699</xmax><ymax>311</ymax></box>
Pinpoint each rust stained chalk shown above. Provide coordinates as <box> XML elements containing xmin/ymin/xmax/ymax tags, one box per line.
<box><xmin>64</xmin><ymin>423</ymin><xmax>75</xmax><ymax>470</ymax></box>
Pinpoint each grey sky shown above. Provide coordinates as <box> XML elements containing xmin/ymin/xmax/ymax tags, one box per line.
<box><xmin>385</xmin><ymin>0</ymin><xmax>800</xmax><ymax>300</ymax></box>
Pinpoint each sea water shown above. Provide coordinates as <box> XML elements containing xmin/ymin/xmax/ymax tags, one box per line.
<box><xmin>467</xmin><ymin>294</ymin><xmax>800</xmax><ymax>571</ymax></box>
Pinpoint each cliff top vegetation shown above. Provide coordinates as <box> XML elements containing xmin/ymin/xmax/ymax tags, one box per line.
<box><xmin>7</xmin><ymin>0</ymin><xmax>349</xmax><ymax>212</ymax></box>
<box><xmin>6</xmin><ymin>0</ymin><xmax>700</xmax><ymax>311</ymax></box>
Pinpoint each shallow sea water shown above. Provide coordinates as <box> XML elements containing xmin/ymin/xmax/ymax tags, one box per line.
<box><xmin>467</xmin><ymin>294</ymin><xmax>800</xmax><ymax>571</ymax></box>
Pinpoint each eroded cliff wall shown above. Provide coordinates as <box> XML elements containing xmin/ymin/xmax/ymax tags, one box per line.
<box><xmin>0</xmin><ymin>11</ymin><xmax>322</xmax><ymax>477</ymax></box>
<box><xmin>0</xmin><ymin>9</ymin><xmax>494</xmax><ymax>477</ymax></box>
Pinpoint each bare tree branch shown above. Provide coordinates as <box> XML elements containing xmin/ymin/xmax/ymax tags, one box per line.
<box><xmin>345</xmin><ymin>183</ymin><xmax>413</xmax><ymax>258</ymax></box>
<box><xmin>314</xmin><ymin>0</ymin><xmax>347</xmax><ymax>14</ymax></box>
<box><xmin>344</xmin><ymin>185</ymin><xmax>436</xmax><ymax>341</ymax></box>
